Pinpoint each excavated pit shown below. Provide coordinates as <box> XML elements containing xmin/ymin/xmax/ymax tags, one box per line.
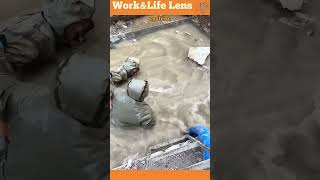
<box><xmin>110</xmin><ymin>18</ymin><xmax>210</xmax><ymax>168</ymax></box>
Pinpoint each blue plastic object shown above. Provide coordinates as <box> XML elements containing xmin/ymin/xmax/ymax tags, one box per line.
<box><xmin>188</xmin><ymin>124</ymin><xmax>210</xmax><ymax>160</ymax></box>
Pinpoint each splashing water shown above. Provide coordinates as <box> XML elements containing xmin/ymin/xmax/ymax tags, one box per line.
<box><xmin>110</xmin><ymin>22</ymin><xmax>210</xmax><ymax>168</ymax></box>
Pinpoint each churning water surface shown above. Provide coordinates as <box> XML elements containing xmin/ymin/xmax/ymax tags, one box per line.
<box><xmin>110</xmin><ymin>22</ymin><xmax>210</xmax><ymax>168</ymax></box>
<box><xmin>0</xmin><ymin>4</ymin><xmax>210</xmax><ymax>168</ymax></box>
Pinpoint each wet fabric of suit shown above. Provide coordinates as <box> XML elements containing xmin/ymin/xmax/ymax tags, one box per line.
<box><xmin>0</xmin><ymin>54</ymin><xmax>108</xmax><ymax>180</ymax></box>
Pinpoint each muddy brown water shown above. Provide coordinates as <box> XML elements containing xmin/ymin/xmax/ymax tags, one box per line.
<box><xmin>110</xmin><ymin>23</ymin><xmax>210</xmax><ymax>168</ymax></box>
<box><xmin>0</xmin><ymin>1</ymin><xmax>210</xmax><ymax>169</ymax></box>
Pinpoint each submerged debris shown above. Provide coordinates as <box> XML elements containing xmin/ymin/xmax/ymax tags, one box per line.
<box><xmin>175</xmin><ymin>30</ymin><xmax>192</xmax><ymax>36</ymax></box>
<box><xmin>187</xmin><ymin>47</ymin><xmax>210</xmax><ymax>66</ymax></box>
<box><xmin>184</xmin><ymin>32</ymin><xmax>192</xmax><ymax>36</ymax></box>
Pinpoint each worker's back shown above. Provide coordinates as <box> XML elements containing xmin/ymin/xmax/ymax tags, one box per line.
<box><xmin>0</xmin><ymin>54</ymin><xmax>108</xmax><ymax>180</ymax></box>
<box><xmin>4</xmin><ymin>83</ymin><xmax>106</xmax><ymax>180</ymax></box>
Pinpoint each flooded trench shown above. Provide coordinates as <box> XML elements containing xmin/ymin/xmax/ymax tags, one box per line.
<box><xmin>0</xmin><ymin>1</ymin><xmax>210</xmax><ymax>169</ymax></box>
<box><xmin>110</xmin><ymin>22</ymin><xmax>210</xmax><ymax>168</ymax></box>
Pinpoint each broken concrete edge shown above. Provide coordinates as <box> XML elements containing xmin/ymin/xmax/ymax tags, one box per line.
<box><xmin>150</xmin><ymin>142</ymin><xmax>199</xmax><ymax>162</ymax></box>
<box><xmin>186</xmin><ymin>134</ymin><xmax>210</xmax><ymax>152</ymax></box>
<box><xmin>149</xmin><ymin>136</ymin><xmax>188</xmax><ymax>151</ymax></box>
<box><xmin>112</xmin><ymin>135</ymin><xmax>209</xmax><ymax>170</ymax></box>
<box><xmin>110</xmin><ymin>16</ymin><xmax>199</xmax><ymax>45</ymax></box>
<box><xmin>113</xmin><ymin>154</ymin><xmax>147</xmax><ymax>170</ymax></box>
<box><xmin>184</xmin><ymin>159</ymin><xmax>210</xmax><ymax>170</ymax></box>
<box><xmin>113</xmin><ymin>136</ymin><xmax>190</xmax><ymax>170</ymax></box>
<box><xmin>114</xmin><ymin>143</ymin><xmax>206</xmax><ymax>170</ymax></box>
<box><xmin>190</xmin><ymin>16</ymin><xmax>211</xmax><ymax>36</ymax></box>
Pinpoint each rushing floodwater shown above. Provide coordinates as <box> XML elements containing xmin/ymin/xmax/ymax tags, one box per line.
<box><xmin>110</xmin><ymin>23</ymin><xmax>210</xmax><ymax>168</ymax></box>
<box><xmin>0</xmin><ymin>3</ymin><xmax>210</xmax><ymax>169</ymax></box>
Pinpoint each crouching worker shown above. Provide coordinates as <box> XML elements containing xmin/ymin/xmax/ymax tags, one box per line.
<box><xmin>110</xmin><ymin>58</ymin><xmax>155</xmax><ymax>128</ymax></box>
<box><xmin>111</xmin><ymin>79</ymin><xmax>155</xmax><ymax>128</ymax></box>
<box><xmin>0</xmin><ymin>53</ymin><xmax>107</xmax><ymax>180</ymax></box>
<box><xmin>0</xmin><ymin>0</ymin><xmax>95</xmax><ymax>73</ymax></box>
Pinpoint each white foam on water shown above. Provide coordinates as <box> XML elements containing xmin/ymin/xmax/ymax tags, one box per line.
<box><xmin>110</xmin><ymin>22</ymin><xmax>210</xmax><ymax>168</ymax></box>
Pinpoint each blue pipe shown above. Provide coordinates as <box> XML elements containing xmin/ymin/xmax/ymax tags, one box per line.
<box><xmin>188</xmin><ymin>124</ymin><xmax>210</xmax><ymax>160</ymax></box>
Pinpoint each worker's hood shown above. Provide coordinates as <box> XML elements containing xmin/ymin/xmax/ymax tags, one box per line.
<box><xmin>42</xmin><ymin>0</ymin><xmax>95</xmax><ymax>36</ymax></box>
<box><xmin>127</xmin><ymin>79</ymin><xmax>149</xmax><ymax>102</ymax></box>
<box><xmin>56</xmin><ymin>53</ymin><xmax>108</xmax><ymax>128</ymax></box>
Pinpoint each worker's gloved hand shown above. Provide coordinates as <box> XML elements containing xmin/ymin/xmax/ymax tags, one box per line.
<box><xmin>64</xmin><ymin>19</ymin><xmax>95</xmax><ymax>47</ymax></box>
<box><xmin>111</xmin><ymin>57</ymin><xmax>140</xmax><ymax>84</ymax></box>
<box><xmin>123</xmin><ymin>57</ymin><xmax>140</xmax><ymax>77</ymax></box>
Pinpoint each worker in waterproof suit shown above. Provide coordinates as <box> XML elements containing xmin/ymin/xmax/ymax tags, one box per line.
<box><xmin>0</xmin><ymin>53</ymin><xmax>107</xmax><ymax>180</ymax></box>
<box><xmin>0</xmin><ymin>0</ymin><xmax>108</xmax><ymax>179</ymax></box>
<box><xmin>110</xmin><ymin>57</ymin><xmax>155</xmax><ymax>128</ymax></box>
<box><xmin>0</xmin><ymin>0</ymin><xmax>95</xmax><ymax>73</ymax></box>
